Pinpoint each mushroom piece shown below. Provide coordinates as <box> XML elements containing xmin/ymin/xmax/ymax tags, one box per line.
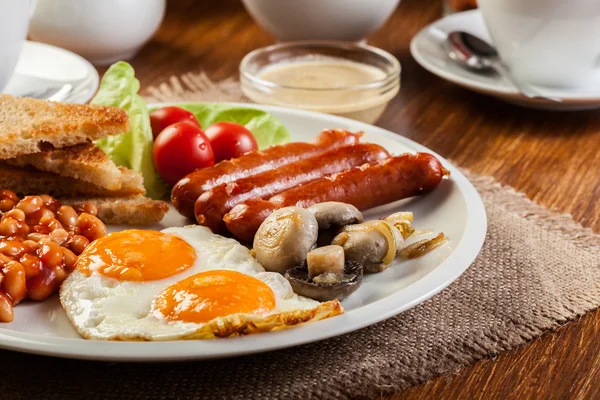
<box><xmin>307</xmin><ymin>202</ymin><xmax>364</xmax><ymax>230</ymax></box>
<box><xmin>331</xmin><ymin>220</ymin><xmax>401</xmax><ymax>273</ymax></box>
<box><xmin>253</xmin><ymin>207</ymin><xmax>319</xmax><ymax>274</ymax></box>
<box><xmin>307</xmin><ymin>245</ymin><xmax>346</xmax><ymax>278</ymax></box>
<box><xmin>285</xmin><ymin>260</ymin><xmax>363</xmax><ymax>302</ymax></box>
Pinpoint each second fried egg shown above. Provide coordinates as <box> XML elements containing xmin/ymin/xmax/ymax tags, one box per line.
<box><xmin>60</xmin><ymin>226</ymin><xmax>342</xmax><ymax>341</ymax></box>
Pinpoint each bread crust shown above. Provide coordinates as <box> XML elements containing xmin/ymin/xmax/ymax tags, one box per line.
<box><xmin>7</xmin><ymin>143</ymin><xmax>124</xmax><ymax>190</ymax></box>
<box><xmin>0</xmin><ymin>94</ymin><xmax>128</xmax><ymax>160</ymax></box>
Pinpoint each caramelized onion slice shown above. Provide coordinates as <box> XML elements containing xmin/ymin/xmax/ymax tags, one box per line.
<box><xmin>399</xmin><ymin>233</ymin><xmax>448</xmax><ymax>259</ymax></box>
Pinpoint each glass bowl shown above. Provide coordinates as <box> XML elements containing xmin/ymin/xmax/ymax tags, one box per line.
<box><xmin>240</xmin><ymin>41</ymin><xmax>401</xmax><ymax>124</ymax></box>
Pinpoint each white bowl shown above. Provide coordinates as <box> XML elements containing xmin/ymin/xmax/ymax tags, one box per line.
<box><xmin>241</xmin><ymin>0</ymin><xmax>401</xmax><ymax>42</ymax></box>
<box><xmin>28</xmin><ymin>0</ymin><xmax>165</xmax><ymax>66</ymax></box>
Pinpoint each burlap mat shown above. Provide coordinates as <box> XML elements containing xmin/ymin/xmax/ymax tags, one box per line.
<box><xmin>2</xmin><ymin>74</ymin><xmax>599</xmax><ymax>400</ymax></box>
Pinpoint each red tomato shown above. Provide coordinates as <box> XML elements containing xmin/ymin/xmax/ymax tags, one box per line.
<box><xmin>204</xmin><ymin>122</ymin><xmax>258</xmax><ymax>162</ymax></box>
<box><xmin>153</xmin><ymin>122</ymin><xmax>214</xmax><ymax>185</ymax></box>
<box><xmin>150</xmin><ymin>106</ymin><xmax>200</xmax><ymax>140</ymax></box>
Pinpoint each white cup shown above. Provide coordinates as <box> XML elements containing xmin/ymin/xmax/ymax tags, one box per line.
<box><xmin>478</xmin><ymin>0</ymin><xmax>600</xmax><ymax>90</ymax></box>
<box><xmin>0</xmin><ymin>0</ymin><xmax>34</xmax><ymax>92</ymax></box>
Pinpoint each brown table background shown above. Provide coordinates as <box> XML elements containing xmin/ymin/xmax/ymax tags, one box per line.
<box><xmin>98</xmin><ymin>0</ymin><xmax>600</xmax><ymax>398</ymax></box>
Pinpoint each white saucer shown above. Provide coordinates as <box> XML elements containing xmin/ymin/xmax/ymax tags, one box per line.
<box><xmin>2</xmin><ymin>41</ymin><xmax>99</xmax><ymax>104</ymax></box>
<box><xmin>411</xmin><ymin>10</ymin><xmax>600</xmax><ymax>111</ymax></box>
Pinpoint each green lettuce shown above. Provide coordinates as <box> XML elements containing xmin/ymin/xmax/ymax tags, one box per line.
<box><xmin>92</xmin><ymin>62</ymin><xmax>291</xmax><ymax>200</ymax></box>
<box><xmin>91</xmin><ymin>62</ymin><xmax>169</xmax><ymax>200</ymax></box>
<box><xmin>158</xmin><ymin>103</ymin><xmax>291</xmax><ymax>150</ymax></box>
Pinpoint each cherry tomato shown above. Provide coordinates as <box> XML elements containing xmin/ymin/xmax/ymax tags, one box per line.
<box><xmin>150</xmin><ymin>106</ymin><xmax>200</xmax><ymax>140</ymax></box>
<box><xmin>204</xmin><ymin>122</ymin><xmax>258</xmax><ymax>162</ymax></box>
<box><xmin>153</xmin><ymin>122</ymin><xmax>214</xmax><ymax>185</ymax></box>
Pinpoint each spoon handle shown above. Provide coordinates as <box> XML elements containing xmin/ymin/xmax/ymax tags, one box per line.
<box><xmin>493</xmin><ymin>61</ymin><xmax>562</xmax><ymax>103</ymax></box>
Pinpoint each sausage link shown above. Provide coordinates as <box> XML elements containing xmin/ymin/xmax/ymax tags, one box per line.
<box><xmin>224</xmin><ymin>153</ymin><xmax>448</xmax><ymax>241</ymax></box>
<box><xmin>172</xmin><ymin>129</ymin><xmax>362</xmax><ymax>219</ymax></box>
<box><xmin>223</xmin><ymin>199</ymin><xmax>277</xmax><ymax>243</ymax></box>
<box><xmin>195</xmin><ymin>143</ymin><xmax>389</xmax><ymax>233</ymax></box>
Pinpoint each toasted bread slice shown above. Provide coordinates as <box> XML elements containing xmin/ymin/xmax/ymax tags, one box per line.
<box><xmin>61</xmin><ymin>195</ymin><xmax>169</xmax><ymax>225</ymax></box>
<box><xmin>7</xmin><ymin>143</ymin><xmax>124</xmax><ymax>190</ymax></box>
<box><xmin>0</xmin><ymin>94</ymin><xmax>129</xmax><ymax>160</ymax></box>
<box><xmin>0</xmin><ymin>163</ymin><xmax>145</xmax><ymax>198</ymax></box>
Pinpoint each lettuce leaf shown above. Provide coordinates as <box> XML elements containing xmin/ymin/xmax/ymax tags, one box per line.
<box><xmin>91</xmin><ymin>62</ymin><xmax>169</xmax><ymax>200</ymax></box>
<box><xmin>158</xmin><ymin>103</ymin><xmax>291</xmax><ymax>150</ymax></box>
<box><xmin>91</xmin><ymin>62</ymin><xmax>290</xmax><ymax>200</ymax></box>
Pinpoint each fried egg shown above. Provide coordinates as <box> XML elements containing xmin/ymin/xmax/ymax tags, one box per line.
<box><xmin>60</xmin><ymin>226</ymin><xmax>342</xmax><ymax>341</ymax></box>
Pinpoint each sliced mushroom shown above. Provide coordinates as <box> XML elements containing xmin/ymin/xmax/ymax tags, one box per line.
<box><xmin>307</xmin><ymin>202</ymin><xmax>363</xmax><ymax>230</ymax></box>
<box><xmin>306</xmin><ymin>245</ymin><xmax>345</xmax><ymax>278</ymax></box>
<box><xmin>331</xmin><ymin>220</ymin><xmax>401</xmax><ymax>273</ymax></box>
<box><xmin>285</xmin><ymin>260</ymin><xmax>363</xmax><ymax>301</ymax></box>
<box><xmin>253</xmin><ymin>207</ymin><xmax>319</xmax><ymax>274</ymax></box>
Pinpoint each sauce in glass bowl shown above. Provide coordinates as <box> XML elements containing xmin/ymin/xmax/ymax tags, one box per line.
<box><xmin>240</xmin><ymin>42</ymin><xmax>400</xmax><ymax>124</ymax></box>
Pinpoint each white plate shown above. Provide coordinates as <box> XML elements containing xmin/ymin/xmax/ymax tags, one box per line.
<box><xmin>411</xmin><ymin>10</ymin><xmax>600</xmax><ymax>111</ymax></box>
<box><xmin>0</xmin><ymin>103</ymin><xmax>487</xmax><ymax>361</ymax></box>
<box><xmin>2</xmin><ymin>41</ymin><xmax>99</xmax><ymax>104</ymax></box>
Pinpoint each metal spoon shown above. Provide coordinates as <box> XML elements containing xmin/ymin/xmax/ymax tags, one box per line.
<box><xmin>447</xmin><ymin>31</ymin><xmax>561</xmax><ymax>102</ymax></box>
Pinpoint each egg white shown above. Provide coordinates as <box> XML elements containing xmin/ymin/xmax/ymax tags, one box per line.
<box><xmin>60</xmin><ymin>225</ymin><xmax>321</xmax><ymax>341</ymax></box>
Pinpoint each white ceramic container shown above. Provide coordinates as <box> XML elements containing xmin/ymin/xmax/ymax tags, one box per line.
<box><xmin>241</xmin><ymin>0</ymin><xmax>401</xmax><ymax>42</ymax></box>
<box><xmin>29</xmin><ymin>0</ymin><xmax>166</xmax><ymax>66</ymax></box>
<box><xmin>0</xmin><ymin>0</ymin><xmax>34</xmax><ymax>91</ymax></box>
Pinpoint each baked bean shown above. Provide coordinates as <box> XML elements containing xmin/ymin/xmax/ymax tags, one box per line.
<box><xmin>62</xmin><ymin>248</ymin><xmax>78</xmax><ymax>272</ymax></box>
<box><xmin>0</xmin><ymin>191</ymin><xmax>107</xmax><ymax>318</ymax></box>
<box><xmin>0</xmin><ymin>190</ymin><xmax>19</xmax><ymax>202</ymax></box>
<box><xmin>40</xmin><ymin>195</ymin><xmax>60</xmax><ymax>212</ymax></box>
<box><xmin>49</xmin><ymin>229</ymin><xmax>69</xmax><ymax>246</ymax></box>
<box><xmin>21</xmin><ymin>240</ymin><xmax>40</xmax><ymax>253</ymax></box>
<box><xmin>26</xmin><ymin>208</ymin><xmax>55</xmax><ymax>226</ymax></box>
<box><xmin>56</xmin><ymin>206</ymin><xmax>78</xmax><ymax>231</ymax></box>
<box><xmin>27</xmin><ymin>233</ymin><xmax>49</xmax><ymax>243</ymax></box>
<box><xmin>0</xmin><ymin>240</ymin><xmax>25</xmax><ymax>258</ymax></box>
<box><xmin>40</xmin><ymin>241</ymin><xmax>63</xmax><ymax>268</ymax></box>
<box><xmin>3</xmin><ymin>261</ymin><xmax>26</xmax><ymax>305</ymax></box>
<box><xmin>39</xmin><ymin>215</ymin><xmax>63</xmax><ymax>231</ymax></box>
<box><xmin>4</xmin><ymin>209</ymin><xmax>25</xmax><ymax>222</ymax></box>
<box><xmin>69</xmin><ymin>235</ymin><xmax>90</xmax><ymax>255</ymax></box>
<box><xmin>0</xmin><ymin>217</ymin><xmax>18</xmax><ymax>237</ymax></box>
<box><xmin>16</xmin><ymin>196</ymin><xmax>43</xmax><ymax>215</ymax></box>
<box><xmin>52</xmin><ymin>266</ymin><xmax>67</xmax><ymax>284</ymax></box>
<box><xmin>0</xmin><ymin>292</ymin><xmax>14</xmax><ymax>322</ymax></box>
<box><xmin>0</xmin><ymin>254</ymin><xmax>11</xmax><ymax>266</ymax></box>
<box><xmin>16</xmin><ymin>223</ymin><xmax>29</xmax><ymax>237</ymax></box>
<box><xmin>27</xmin><ymin>269</ymin><xmax>58</xmax><ymax>301</ymax></box>
<box><xmin>0</xmin><ymin>199</ymin><xmax>16</xmax><ymax>212</ymax></box>
<box><xmin>19</xmin><ymin>253</ymin><xmax>41</xmax><ymax>278</ymax></box>
<box><xmin>77</xmin><ymin>213</ymin><xmax>106</xmax><ymax>241</ymax></box>
<box><xmin>74</xmin><ymin>202</ymin><xmax>98</xmax><ymax>217</ymax></box>
<box><xmin>32</xmin><ymin>224</ymin><xmax>51</xmax><ymax>235</ymax></box>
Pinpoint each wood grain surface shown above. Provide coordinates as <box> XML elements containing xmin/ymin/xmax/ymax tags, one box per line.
<box><xmin>108</xmin><ymin>0</ymin><xmax>600</xmax><ymax>398</ymax></box>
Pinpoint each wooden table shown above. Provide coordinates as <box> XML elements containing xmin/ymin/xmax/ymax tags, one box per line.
<box><xmin>108</xmin><ymin>0</ymin><xmax>600</xmax><ymax>397</ymax></box>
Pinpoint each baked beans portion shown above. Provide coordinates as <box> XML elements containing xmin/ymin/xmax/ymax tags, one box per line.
<box><xmin>0</xmin><ymin>190</ymin><xmax>106</xmax><ymax>322</ymax></box>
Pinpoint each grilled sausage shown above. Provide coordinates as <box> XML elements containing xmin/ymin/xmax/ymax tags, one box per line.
<box><xmin>224</xmin><ymin>153</ymin><xmax>448</xmax><ymax>242</ymax></box>
<box><xmin>195</xmin><ymin>143</ymin><xmax>390</xmax><ymax>233</ymax></box>
<box><xmin>171</xmin><ymin>129</ymin><xmax>362</xmax><ymax>219</ymax></box>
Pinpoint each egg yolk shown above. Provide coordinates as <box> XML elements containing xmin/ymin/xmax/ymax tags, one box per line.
<box><xmin>153</xmin><ymin>270</ymin><xmax>276</xmax><ymax>323</ymax></box>
<box><xmin>76</xmin><ymin>230</ymin><xmax>196</xmax><ymax>281</ymax></box>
